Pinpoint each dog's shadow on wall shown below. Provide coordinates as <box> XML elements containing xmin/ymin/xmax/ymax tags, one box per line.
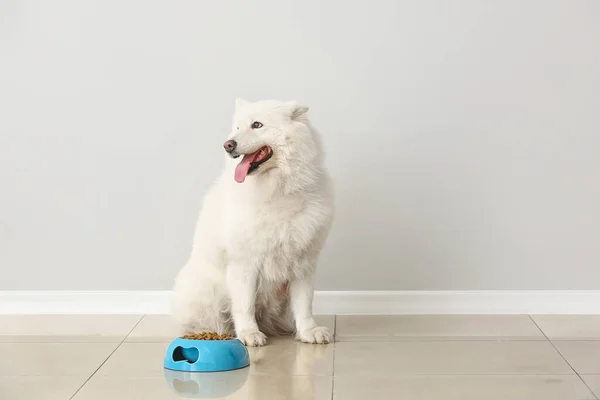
<box><xmin>321</xmin><ymin>159</ymin><xmax>478</xmax><ymax>289</ymax></box>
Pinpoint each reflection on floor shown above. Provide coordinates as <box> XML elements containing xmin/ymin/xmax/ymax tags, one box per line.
<box><xmin>1</xmin><ymin>314</ymin><xmax>600</xmax><ymax>399</ymax></box>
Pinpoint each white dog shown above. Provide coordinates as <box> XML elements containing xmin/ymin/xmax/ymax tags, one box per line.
<box><xmin>172</xmin><ymin>99</ymin><xmax>334</xmax><ymax>346</ymax></box>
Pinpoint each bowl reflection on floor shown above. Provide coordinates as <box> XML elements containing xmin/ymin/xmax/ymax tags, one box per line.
<box><xmin>163</xmin><ymin>367</ymin><xmax>250</xmax><ymax>399</ymax></box>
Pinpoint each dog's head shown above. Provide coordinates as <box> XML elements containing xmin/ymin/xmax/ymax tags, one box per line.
<box><xmin>224</xmin><ymin>98</ymin><xmax>319</xmax><ymax>183</ymax></box>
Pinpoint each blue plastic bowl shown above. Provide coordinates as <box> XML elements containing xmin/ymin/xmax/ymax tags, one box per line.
<box><xmin>164</xmin><ymin>337</ymin><xmax>249</xmax><ymax>372</ymax></box>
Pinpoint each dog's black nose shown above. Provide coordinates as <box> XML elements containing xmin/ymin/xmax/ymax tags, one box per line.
<box><xmin>223</xmin><ymin>140</ymin><xmax>237</xmax><ymax>153</ymax></box>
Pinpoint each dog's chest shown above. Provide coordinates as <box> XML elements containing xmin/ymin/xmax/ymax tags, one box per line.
<box><xmin>224</xmin><ymin>197</ymin><xmax>308</xmax><ymax>271</ymax></box>
<box><xmin>227</xmin><ymin>200</ymin><xmax>298</xmax><ymax>245</ymax></box>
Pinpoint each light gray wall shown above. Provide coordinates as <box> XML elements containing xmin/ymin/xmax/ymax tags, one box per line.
<box><xmin>1</xmin><ymin>1</ymin><xmax>599</xmax><ymax>290</ymax></box>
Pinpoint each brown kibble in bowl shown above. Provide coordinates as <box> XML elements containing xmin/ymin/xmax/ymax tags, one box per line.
<box><xmin>181</xmin><ymin>332</ymin><xmax>233</xmax><ymax>340</ymax></box>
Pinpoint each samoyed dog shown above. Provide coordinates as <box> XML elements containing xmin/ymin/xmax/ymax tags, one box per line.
<box><xmin>172</xmin><ymin>98</ymin><xmax>334</xmax><ymax>346</ymax></box>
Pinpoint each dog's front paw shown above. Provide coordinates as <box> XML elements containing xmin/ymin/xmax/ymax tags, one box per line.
<box><xmin>297</xmin><ymin>326</ymin><xmax>331</xmax><ymax>344</ymax></box>
<box><xmin>237</xmin><ymin>330</ymin><xmax>267</xmax><ymax>347</ymax></box>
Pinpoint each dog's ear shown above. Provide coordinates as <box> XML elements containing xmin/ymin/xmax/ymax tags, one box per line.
<box><xmin>235</xmin><ymin>98</ymin><xmax>250</xmax><ymax>110</ymax></box>
<box><xmin>285</xmin><ymin>102</ymin><xmax>309</xmax><ymax>120</ymax></box>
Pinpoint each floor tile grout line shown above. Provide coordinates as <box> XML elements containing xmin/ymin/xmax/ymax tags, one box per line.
<box><xmin>528</xmin><ymin>315</ymin><xmax>599</xmax><ymax>400</ymax></box>
<box><xmin>331</xmin><ymin>315</ymin><xmax>337</xmax><ymax>400</ymax></box>
<box><xmin>67</xmin><ymin>314</ymin><xmax>145</xmax><ymax>400</ymax></box>
<box><xmin>332</xmin><ymin>338</ymin><xmax>550</xmax><ymax>342</ymax></box>
<box><xmin>527</xmin><ymin>314</ymin><xmax>552</xmax><ymax>342</ymax></box>
<box><xmin>329</xmin><ymin>373</ymin><xmax>594</xmax><ymax>376</ymax></box>
<box><xmin>123</xmin><ymin>314</ymin><xmax>146</xmax><ymax>341</ymax></box>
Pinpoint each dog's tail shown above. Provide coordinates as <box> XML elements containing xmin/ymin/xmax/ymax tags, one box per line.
<box><xmin>256</xmin><ymin>283</ymin><xmax>295</xmax><ymax>336</ymax></box>
<box><xmin>257</xmin><ymin>307</ymin><xmax>295</xmax><ymax>336</ymax></box>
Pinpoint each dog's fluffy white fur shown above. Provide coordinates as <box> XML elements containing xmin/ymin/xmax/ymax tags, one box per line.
<box><xmin>172</xmin><ymin>99</ymin><xmax>334</xmax><ymax>346</ymax></box>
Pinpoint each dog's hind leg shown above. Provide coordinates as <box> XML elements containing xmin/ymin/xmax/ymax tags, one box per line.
<box><xmin>172</xmin><ymin>259</ymin><xmax>233</xmax><ymax>336</ymax></box>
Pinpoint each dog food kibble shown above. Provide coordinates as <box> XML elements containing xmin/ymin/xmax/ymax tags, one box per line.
<box><xmin>181</xmin><ymin>332</ymin><xmax>232</xmax><ymax>340</ymax></box>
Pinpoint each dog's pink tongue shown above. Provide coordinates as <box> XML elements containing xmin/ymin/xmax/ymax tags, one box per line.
<box><xmin>234</xmin><ymin>151</ymin><xmax>259</xmax><ymax>183</ymax></box>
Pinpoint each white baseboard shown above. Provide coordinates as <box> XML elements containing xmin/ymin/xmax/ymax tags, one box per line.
<box><xmin>1</xmin><ymin>290</ymin><xmax>600</xmax><ymax>315</ymax></box>
<box><xmin>314</xmin><ymin>291</ymin><xmax>600</xmax><ymax>315</ymax></box>
<box><xmin>0</xmin><ymin>291</ymin><xmax>172</xmax><ymax>315</ymax></box>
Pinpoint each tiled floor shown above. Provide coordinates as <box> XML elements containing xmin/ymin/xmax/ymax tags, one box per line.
<box><xmin>1</xmin><ymin>315</ymin><xmax>599</xmax><ymax>399</ymax></box>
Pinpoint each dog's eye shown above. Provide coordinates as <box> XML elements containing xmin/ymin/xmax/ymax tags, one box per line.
<box><xmin>251</xmin><ymin>121</ymin><xmax>263</xmax><ymax>129</ymax></box>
